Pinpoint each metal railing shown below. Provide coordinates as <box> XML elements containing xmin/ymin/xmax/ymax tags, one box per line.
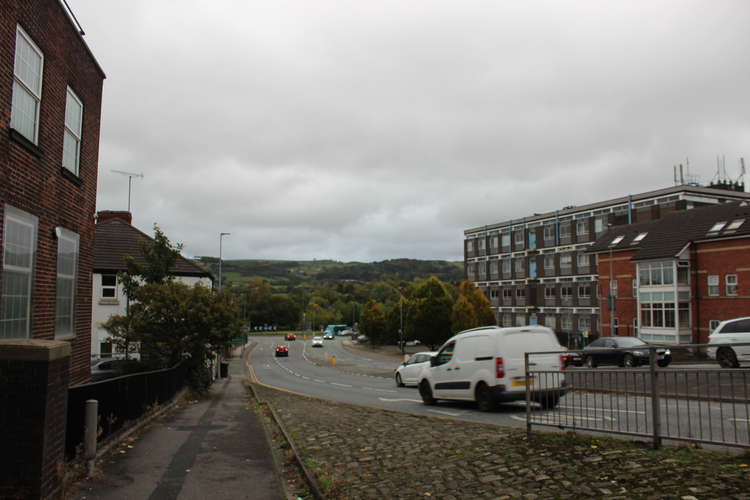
<box><xmin>66</xmin><ymin>362</ymin><xmax>187</xmax><ymax>458</ymax></box>
<box><xmin>524</xmin><ymin>343</ymin><xmax>750</xmax><ymax>449</ymax></box>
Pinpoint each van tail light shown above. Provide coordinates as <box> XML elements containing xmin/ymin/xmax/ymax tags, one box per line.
<box><xmin>560</xmin><ymin>354</ymin><xmax>568</xmax><ymax>371</ymax></box>
<box><xmin>495</xmin><ymin>357</ymin><xmax>505</xmax><ymax>378</ymax></box>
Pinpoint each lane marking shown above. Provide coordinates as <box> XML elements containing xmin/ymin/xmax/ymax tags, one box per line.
<box><xmin>301</xmin><ymin>376</ymin><xmax>310</xmax><ymax>380</ymax></box>
<box><xmin>378</xmin><ymin>397</ymin><xmax>423</xmax><ymax>403</ymax></box>
<box><xmin>730</xmin><ymin>418</ymin><xmax>750</xmax><ymax>423</ymax></box>
<box><xmin>314</xmin><ymin>379</ymin><xmax>325</xmax><ymax>383</ymax></box>
<box><xmin>559</xmin><ymin>405</ymin><xmax>646</xmax><ymax>415</ymax></box>
<box><xmin>512</xmin><ymin>415</ymin><xmax>613</xmax><ymax>423</ymax></box>
<box><xmin>362</xmin><ymin>387</ymin><xmax>398</xmax><ymax>393</ymax></box>
<box><xmin>331</xmin><ymin>382</ymin><xmax>353</xmax><ymax>388</ymax></box>
<box><xmin>427</xmin><ymin>409</ymin><xmax>464</xmax><ymax>417</ymax></box>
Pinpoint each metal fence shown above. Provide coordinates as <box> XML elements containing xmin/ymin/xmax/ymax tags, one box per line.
<box><xmin>66</xmin><ymin>362</ymin><xmax>187</xmax><ymax>458</ymax></box>
<box><xmin>524</xmin><ymin>343</ymin><xmax>750</xmax><ymax>449</ymax></box>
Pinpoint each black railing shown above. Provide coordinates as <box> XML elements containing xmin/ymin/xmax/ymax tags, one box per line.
<box><xmin>66</xmin><ymin>362</ymin><xmax>187</xmax><ymax>458</ymax></box>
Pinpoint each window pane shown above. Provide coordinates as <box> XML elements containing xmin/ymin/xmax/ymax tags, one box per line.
<box><xmin>14</xmin><ymin>30</ymin><xmax>42</xmax><ymax>94</ymax></box>
<box><xmin>63</xmin><ymin>130</ymin><xmax>79</xmax><ymax>174</ymax></box>
<box><xmin>10</xmin><ymin>81</ymin><xmax>38</xmax><ymax>141</ymax></box>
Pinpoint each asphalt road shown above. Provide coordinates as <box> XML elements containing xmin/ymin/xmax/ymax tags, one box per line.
<box><xmin>249</xmin><ymin>336</ymin><xmax>750</xmax><ymax>449</ymax></box>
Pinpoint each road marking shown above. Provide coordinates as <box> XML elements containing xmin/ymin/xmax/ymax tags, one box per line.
<box><xmin>730</xmin><ymin>418</ymin><xmax>750</xmax><ymax>423</ymax></box>
<box><xmin>331</xmin><ymin>382</ymin><xmax>353</xmax><ymax>388</ymax></box>
<box><xmin>362</xmin><ymin>387</ymin><xmax>398</xmax><ymax>393</ymax></box>
<box><xmin>427</xmin><ymin>409</ymin><xmax>464</xmax><ymax>417</ymax></box>
<box><xmin>512</xmin><ymin>415</ymin><xmax>612</xmax><ymax>423</ymax></box>
<box><xmin>314</xmin><ymin>379</ymin><xmax>325</xmax><ymax>383</ymax></box>
<box><xmin>378</xmin><ymin>397</ymin><xmax>423</xmax><ymax>403</ymax></box>
<box><xmin>559</xmin><ymin>405</ymin><xmax>646</xmax><ymax>415</ymax></box>
<box><xmin>301</xmin><ymin>376</ymin><xmax>310</xmax><ymax>380</ymax></box>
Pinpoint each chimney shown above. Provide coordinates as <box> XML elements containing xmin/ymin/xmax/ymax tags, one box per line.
<box><xmin>97</xmin><ymin>210</ymin><xmax>132</xmax><ymax>225</ymax></box>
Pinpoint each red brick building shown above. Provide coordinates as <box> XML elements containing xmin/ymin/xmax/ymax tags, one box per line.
<box><xmin>590</xmin><ymin>201</ymin><xmax>750</xmax><ymax>344</ymax></box>
<box><xmin>0</xmin><ymin>0</ymin><xmax>105</xmax><ymax>384</ymax></box>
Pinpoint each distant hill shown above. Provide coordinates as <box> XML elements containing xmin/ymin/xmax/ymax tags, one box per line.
<box><xmin>195</xmin><ymin>257</ymin><xmax>464</xmax><ymax>288</ymax></box>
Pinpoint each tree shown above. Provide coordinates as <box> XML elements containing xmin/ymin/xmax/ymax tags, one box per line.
<box><xmin>410</xmin><ymin>277</ymin><xmax>453</xmax><ymax>349</ymax></box>
<box><xmin>457</xmin><ymin>280</ymin><xmax>496</xmax><ymax>327</ymax></box>
<box><xmin>451</xmin><ymin>295</ymin><xmax>477</xmax><ymax>334</ymax></box>
<box><xmin>359</xmin><ymin>300</ymin><xmax>387</xmax><ymax>344</ymax></box>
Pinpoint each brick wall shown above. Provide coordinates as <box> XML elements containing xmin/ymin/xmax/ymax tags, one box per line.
<box><xmin>598</xmin><ymin>249</ymin><xmax>638</xmax><ymax>337</ymax></box>
<box><xmin>693</xmin><ymin>237</ymin><xmax>750</xmax><ymax>342</ymax></box>
<box><xmin>0</xmin><ymin>340</ymin><xmax>71</xmax><ymax>500</ymax></box>
<box><xmin>1</xmin><ymin>0</ymin><xmax>105</xmax><ymax>385</ymax></box>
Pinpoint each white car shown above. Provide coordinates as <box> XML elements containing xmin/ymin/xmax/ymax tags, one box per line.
<box><xmin>311</xmin><ymin>336</ymin><xmax>324</xmax><ymax>347</ymax></box>
<box><xmin>708</xmin><ymin>316</ymin><xmax>750</xmax><ymax>368</ymax></box>
<box><xmin>395</xmin><ymin>351</ymin><xmax>436</xmax><ymax>387</ymax></box>
<box><xmin>323</xmin><ymin>332</ymin><xmax>334</xmax><ymax>340</ymax></box>
<box><xmin>418</xmin><ymin>325</ymin><xmax>566</xmax><ymax>411</ymax></box>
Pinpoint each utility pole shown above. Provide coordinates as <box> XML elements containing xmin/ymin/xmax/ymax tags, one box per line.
<box><xmin>218</xmin><ymin>232</ymin><xmax>230</xmax><ymax>291</ymax></box>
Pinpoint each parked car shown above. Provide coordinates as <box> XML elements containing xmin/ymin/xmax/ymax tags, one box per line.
<box><xmin>323</xmin><ymin>332</ymin><xmax>334</xmax><ymax>340</ymax></box>
<box><xmin>708</xmin><ymin>316</ymin><xmax>750</xmax><ymax>368</ymax></box>
<box><xmin>311</xmin><ymin>336</ymin><xmax>323</xmax><ymax>347</ymax></box>
<box><xmin>582</xmin><ymin>337</ymin><xmax>672</xmax><ymax>368</ymax></box>
<box><xmin>286</xmin><ymin>333</ymin><xmax>297</xmax><ymax>341</ymax></box>
<box><xmin>275</xmin><ymin>344</ymin><xmax>289</xmax><ymax>357</ymax></box>
<box><xmin>395</xmin><ymin>351</ymin><xmax>436</xmax><ymax>387</ymax></box>
<box><xmin>90</xmin><ymin>359</ymin><xmax>131</xmax><ymax>382</ymax></box>
<box><xmin>418</xmin><ymin>326</ymin><xmax>567</xmax><ymax>411</ymax></box>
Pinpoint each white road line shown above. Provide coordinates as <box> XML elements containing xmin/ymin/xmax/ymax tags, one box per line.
<box><xmin>302</xmin><ymin>376</ymin><xmax>310</xmax><ymax>380</ymax></box>
<box><xmin>730</xmin><ymin>418</ymin><xmax>750</xmax><ymax>423</ymax></box>
<box><xmin>512</xmin><ymin>415</ymin><xmax>612</xmax><ymax>423</ymax></box>
<box><xmin>427</xmin><ymin>409</ymin><xmax>464</xmax><ymax>417</ymax></box>
<box><xmin>314</xmin><ymin>379</ymin><xmax>325</xmax><ymax>383</ymax></box>
<box><xmin>362</xmin><ymin>387</ymin><xmax>398</xmax><ymax>393</ymax></box>
<box><xmin>378</xmin><ymin>397</ymin><xmax>423</xmax><ymax>403</ymax></box>
<box><xmin>559</xmin><ymin>405</ymin><xmax>646</xmax><ymax>415</ymax></box>
<box><xmin>331</xmin><ymin>382</ymin><xmax>353</xmax><ymax>388</ymax></box>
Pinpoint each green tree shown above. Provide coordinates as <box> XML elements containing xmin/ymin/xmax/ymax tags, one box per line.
<box><xmin>451</xmin><ymin>295</ymin><xmax>477</xmax><ymax>333</ymax></box>
<box><xmin>410</xmin><ymin>277</ymin><xmax>453</xmax><ymax>349</ymax></box>
<box><xmin>359</xmin><ymin>300</ymin><xmax>387</xmax><ymax>344</ymax></box>
<box><xmin>457</xmin><ymin>280</ymin><xmax>496</xmax><ymax>327</ymax></box>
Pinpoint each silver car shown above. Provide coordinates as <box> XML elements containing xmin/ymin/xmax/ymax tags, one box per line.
<box><xmin>311</xmin><ymin>336</ymin><xmax>324</xmax><ymax>347</ymax></box>
<box><xmin>395</xmin><ymin>351</ymin><xmax>436</xmax><ymax>387</ymax></box>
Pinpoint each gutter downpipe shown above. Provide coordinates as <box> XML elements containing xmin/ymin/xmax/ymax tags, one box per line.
<box><xmin>627</xmin><ymin>195</ymin><xmax>633</xmax><ymax>225</ymax></box>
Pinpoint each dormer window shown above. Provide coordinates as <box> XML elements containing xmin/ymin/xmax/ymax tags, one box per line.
<box><xmin>726</xmin><ymin>219</ymin><xmax>745</xmax><ymax>231</ymax></box>
<box><xmin>632</xmin><ymin>232</ymin><xmax>648</xmax><ymax>244</ymax></box>
<box><xmin>708</xmin><ymin>221</ymin><xmax>727</xmax><ymax>233</ymax></box>
<box><xmin>610</xmin><ymin>235</ymin><xmax>624</xmax><ymax>246</ymax></box>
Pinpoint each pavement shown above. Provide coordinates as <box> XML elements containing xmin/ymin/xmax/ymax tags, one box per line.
<box><xmin>72</xmin><ymin>357</ymin><xmax>284</xmax><ymax>500</ymax></box>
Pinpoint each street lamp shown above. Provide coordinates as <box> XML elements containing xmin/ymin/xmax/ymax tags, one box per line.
<box><xmin>218</xmin><ymin>232</ymin><xmax>230</xmax><ymax>291</ymax></box>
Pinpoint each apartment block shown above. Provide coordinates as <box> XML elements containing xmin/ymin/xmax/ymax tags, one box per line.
<box><xmin>464</xmin><ymin>184</ymin><xmax>750</xmax><ymax>343</ymax></box>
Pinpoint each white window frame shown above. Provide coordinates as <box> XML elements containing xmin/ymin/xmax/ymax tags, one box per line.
<box><xmin>11</xmin><ymin>25</ymin><xmax>44</xmax><ymax>144</ymax></box>
<box><xmin>63</xmin><ymin>87</ymin><xmax>83</xmax><ymax>175</ymax></box>
<box><xmin>514</xmin><ymin>230</ymin><xmax>524</xmax><ymax>246</ymax></box>
<box><xmin>55</xmin><ymin>228</ymin><xmax>79</xmax><ymax>339</ymax></box>
<box><xmin>578</xmin><ymin>316</ymin><xmax>591</xmax><ymax>332</ymax></box>
<box><xmin>610</xmin><ymin>279</ymin><xmax>618</xmax><ymax>297</ymax></box>
<box><xmin>726</xmin><ymin>274</ymin><xmax>738</xmax><ymax>296</ymax></box>
<box><xmin>560</xmin><ymin>315</ymin><xmax>573</xmax><ymax>331</ymax></box>
<box><xmin>577</xmin><ymin>253</ymin><xmax>589</xmax><ymax>268</ymax></box>
<box><xmin>578</xmin><ymin>284</ymin><xmax>591</xmax><ymax>298</ymax></box>
<box><xmin>544</xmin><ymin>286</ymin><xmax>556</xmax><ymax>299</ymax></box>
<box><xmin>101</xmin><ymin>274</ymin><xmax>118</xmax><ymax>299</ymax></box>
<box><xmin>576</xmin><ymin>220</ymin><xmax>589</xmax><ymax>236</ymax></box>
<box><xmin>1</xmin><ymin>205</ymin><xmax>38</xmax><ymax>338</ymax></box>
<box><xmin>708</xmin><ymin>275</ymin><xmax>719</xmax><ymax>297</ymax></box>
<box><xmin>544</xmin><ymin>254</ymin><xmax>555</xmax><ymax>271</ymax></box>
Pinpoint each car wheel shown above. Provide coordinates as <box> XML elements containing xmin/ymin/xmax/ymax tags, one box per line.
<box><xmin>395</xmin><ymin>373</ymin><xmax>404</xmax><ymax>387</ymax></box>
<box><xmin>537</xmin><ymin>394</ymin><xmax>560</xmax><ymax>410</ymax></box>
<box><xmin>717</xmin><ymin>347</ymin><xmax>739</xmax><ymax>369</ymax></box>
<box><xmin>475</xmin><ymin>383</ymin><xmax>494</xmax><ymax>412</ymax></box>
<box><xmin>585</xmin><ymin>356</ymin><xmax>597</xmax><ymax>369</ymax></box>
<box><xmin>657</xmin><ymin>359</ymin><xmax>670</xmax><ymax>368</ymax></box>
<box><xmin>419</xmin><ymin>380</ymin><xmax>436</xmax><ymax>405</ymax></box>
<box><xmin>623</xmin><ymin>354</ymin><xmax>635</xmax><ymax>368</ymax></box>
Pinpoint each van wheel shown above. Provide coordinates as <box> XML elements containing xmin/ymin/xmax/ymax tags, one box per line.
<box><xmin>537</xmin><ymin>394</ymin><xmax>560</xmax><ymax>410</ymax></box>
<box><xmin>476</xmin><ymin>383</ymin><xmax>494</xmax><ymax>412</ymax></box>
<box><xmin>395</xmin><ymin>373</ymin><xmax>404</xmax><ymax>387</ymax></box>
<box><xmin>717</xmin><ymin>347</ymin><xmax>739</xmax><ymax>369</ymax></box>
<box><xmin>419</xmin><ymin>380</ymin><xmax>436</xmax><ymax>405</ymax></box>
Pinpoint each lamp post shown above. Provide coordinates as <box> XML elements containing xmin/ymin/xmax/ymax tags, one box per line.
<box><xmin>218</xmin><ymin>232</ymin><xmax>230</xmax><ymax>291</ymax></box>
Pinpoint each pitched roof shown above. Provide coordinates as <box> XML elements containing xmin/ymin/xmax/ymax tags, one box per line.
<box><xmin>94</xmin><ymin>219</ymin><xmax>213</xmax><ymax>278</ymax></box>
<box><xmin>587</xmin><ymin>201</ymin><xmax>750</xmax><ymax>260</ymax></box>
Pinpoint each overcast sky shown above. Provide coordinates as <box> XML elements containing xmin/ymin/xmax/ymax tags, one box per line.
<box><xmin>70</xmin><ymin>0</ymin><xmax>750</xmax><ymax>262</ymax></box>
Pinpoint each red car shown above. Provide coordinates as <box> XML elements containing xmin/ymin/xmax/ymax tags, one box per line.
<box><xmin>286</xmin><ymin>333</ymin><xmax>296</xmax><ymax>341</ymax></box>
<box><xmin>275</xmin><ymin>345</ymin><xmax>289</xmax><ymax>357</ymax></box>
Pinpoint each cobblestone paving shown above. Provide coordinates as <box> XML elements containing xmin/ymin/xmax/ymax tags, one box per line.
<box><xmin>253</xmin><ymin>384</ymin><xmax>750</xmax><ymax>500</ymax></box>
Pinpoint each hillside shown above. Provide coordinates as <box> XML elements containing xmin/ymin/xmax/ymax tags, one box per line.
<box><xmin>195</xmin><ymin>257</ymin><xmax>464</xmax><ymax>289</ymax></box>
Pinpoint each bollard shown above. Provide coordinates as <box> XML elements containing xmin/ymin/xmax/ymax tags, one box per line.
<box><xmin>331</xmin><ymin>356</ymin><xmax>336</xmax><ymax>366</ymax></box>
<box><xmin>84</xmin><ymin>399</ymin><xmax>98</xmax><ymax>475</ymax></box>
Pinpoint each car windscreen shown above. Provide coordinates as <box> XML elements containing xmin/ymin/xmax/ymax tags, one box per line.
<box><xmin>614</xmin><ymin>337</ymin><xmax>646</xmax><ymax>347</ymax></box>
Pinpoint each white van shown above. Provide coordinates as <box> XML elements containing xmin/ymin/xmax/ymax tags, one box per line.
<box><xmin>708</xmin><ymin>316</ymin><xmax>750</xmax><ymax>368</ymax></box>
<box><xmin>418</xmin><ymin>326</ymin><xmax>567</xmax><ymax>410</ymax></box>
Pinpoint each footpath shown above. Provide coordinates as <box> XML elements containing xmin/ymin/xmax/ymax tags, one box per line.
<box><xmin>72</xmin><ymin>358</ymin><xmax>283</xmax><ymax>500</ymax></box>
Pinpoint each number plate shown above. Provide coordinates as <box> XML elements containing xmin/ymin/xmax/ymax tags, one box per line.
<box><xmin>512</xmin><ymin>378</ymin><xmax>534</xmax><ymax>387</ymax></box>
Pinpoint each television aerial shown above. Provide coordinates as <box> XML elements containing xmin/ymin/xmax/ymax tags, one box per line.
<box><xmin>111</xmin><ymin>170</ymin><xmax>144</xmax><ymax>212</ymax></box>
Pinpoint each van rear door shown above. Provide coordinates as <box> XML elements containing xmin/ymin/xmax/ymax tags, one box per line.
<box><xmin>502</xmin><ymin>329</ymin><xmax>562</xmax><ymax>390</ymax></box>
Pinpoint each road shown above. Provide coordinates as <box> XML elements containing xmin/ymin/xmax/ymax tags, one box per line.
<box><xmin>248</xmin><ymin>336</ymin><xmax>750</xmax><ymax>449</ymax></box>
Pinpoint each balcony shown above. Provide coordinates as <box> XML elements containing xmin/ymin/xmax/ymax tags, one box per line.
<box><xmin>544</xmin><ymin>237</ymin><xmax>556</xmax><ymax>247</ymax></box>
<box><xmin>515</xmin><ymin>297</ymin><xmax>527</xmax><ymax>306</ymax></box>
<box><xmin>502</xmin><ymin>297</ymin><xmax>513</xmax><ymax>306</ymax></box>
<box><xmin>559</xmin><ymin>235</ymin><xmax>572</xmax><ymax>245</ymax></box>
<box><xmin>560</xmin><ymin>265</ymin><xmax>572</xmax><ymax>276</ymax></box>
<box><xmin>515</xmin><ymin>270</ymin><xmax>526</xmax><ymax>279</ymax></box>
<box><xmin>577</xmin><ymin>265</ymin><xmax>590</xmax><ymax>275</ymax></box>
<box><xmin>561</xmin><ymin>296</ymin><xmax>573</xmax><ymax>306</ymax></box>
<box><xmin>578</xmin><ymin>297</ymin><xmax>591</xmax><ymax>306</ymax></box>
<box><xmin>544</xmin><ymin>297</ymin><xmax>556</xmax><ymax>306</ymax></box>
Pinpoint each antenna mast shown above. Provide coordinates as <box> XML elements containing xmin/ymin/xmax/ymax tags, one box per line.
<box><xmin>111</xmin><ymin>170</ymin><xmax>144</xmax><ymax>212</ymax></box>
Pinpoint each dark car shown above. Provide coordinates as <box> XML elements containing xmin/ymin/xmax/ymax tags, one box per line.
<box><xmin>582</xmin><ymin>337</ymin><xmax>672</xmax><ymax>368</ymax></box>
<box><xmin>90</xmin><ymin>359</ymin><xmax>131</xmax><ymax>381</ymax></box>
<box><xmin>275</xmin><ymin>344</ymin><xmax>289</xmax><ymax>357</ymax></box>
<box><xmin>286</xmin><ymin>333</ymin><xmax>296</xmax><ymax>341</ymax></box>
